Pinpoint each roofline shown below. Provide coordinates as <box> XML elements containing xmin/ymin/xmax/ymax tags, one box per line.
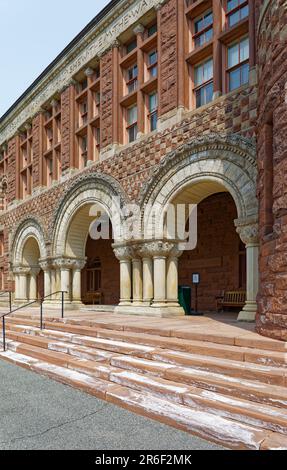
<box><xmin>0</xmin><ymin>0</ymin><xmax>120</xmax><ymax>125</ymax></box>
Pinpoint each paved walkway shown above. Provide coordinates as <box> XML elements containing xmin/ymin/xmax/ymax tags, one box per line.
<box><xmin>0</xmin><ymin>360</ymin><xmax>224</xmax><ymax>450</ymax></box>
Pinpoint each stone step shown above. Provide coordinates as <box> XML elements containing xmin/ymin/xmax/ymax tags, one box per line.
<box><xmin>5</xmin><ymin>323</ymin><xmax>287</xmax><ymax>386</ymax></box>
<box><xmin>150</xmin><ymin>350</ymin><xmax>287</xmax><ymax>386</ymax></box>
<box><xmin>81</xmin><ymin>327</ymin><xmax>287</xmax><ymax>368</ymax></box>
<box><xmin>110</xmin><ymin>356</ymin><xmax>287</xmax><ymax>409</ymax></box>
<box><xmin>1</xmin><ymin>348</ymin><xmax>286</xmax><ymax>450</ymax></box>
<box><xmin>109</xmin><ymin>369</ymin><xmax>287</xmax><ymax>435</ymax></box>
<box><xmin>7</xmin><ymin>314</ymin><xmax>287</xmax><ymax>354</ymax></box>
<box><xmin>6</xmin><ymin>329</ymin><xmax>156</xmax><ymax>358</ymax></box>
<box><xmin>7</xmin><ymin>319</ymin><xmax>287</xmax><ymax>368</ymax></box>
<box><xmin>3</xmin><ymin>335</ymin><xmax>287</xmax><ymax>436</ymax></box>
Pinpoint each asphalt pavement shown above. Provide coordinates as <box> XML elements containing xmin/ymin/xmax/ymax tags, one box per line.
<box><xmin>0</xmin><ymin>359</ymin><xmax>225</xmax><ymax>450</ymax></box>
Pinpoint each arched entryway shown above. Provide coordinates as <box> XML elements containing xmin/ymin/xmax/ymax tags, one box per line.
<box><xmin>174</xmin><ymin>189</ymin><xmax>246</xmax><ymax>313</ymax></box>
<box><xmin>48</xmin><ymin>174</ymin><xmax>125</xmax><ymax>306</ymax></box>
<box><xmin>130</xmin><ymin>134</ymin><xmax>259</xmax><ymax>320</ymax></box>
<box><xmin>11</xmin><ymin>219</ymin><xmax>47</xmax><ymax>303</ymax></box>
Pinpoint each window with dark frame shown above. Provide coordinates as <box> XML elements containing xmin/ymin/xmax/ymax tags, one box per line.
<box><xmin>148</xmin><ymin>92</ymin><xmax>158</xmax><ymax>132</ymax></box>
<box><xmin>127</xmin><ymin>105</ymin><xmax>138</xmax><ymax>143</ymax></box>
<box><xmin>148</xmin><ymin>50</ymin><xmax>158</xmax><ymax>79</ymax></box>
<box><xmin>194</xmin><ymin>58</ymin><xmax>213</xmax><ymax>108</ymax></box>
<box><xmin>126</xmin><ymin>64</ymin><xmax>138</xmax><ymax>94</ymax></box>
<box><xmin>193</xmin><ymin>10</ymin><xmax>213</xmax><ymax>48</ymax></box>
<box><xmin>226</xmin><ymin>0</ymin><xmax>249</xmax><ymax>28</ymax></box>
<box><xmin>227</xmin><ymin>37</ymin><xmax>249</xmax><ymax>91</ymax></box>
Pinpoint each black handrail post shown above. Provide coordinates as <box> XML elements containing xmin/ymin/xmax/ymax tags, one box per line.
<box><xmin>61</xmin><ymin>291</ymin><xmax>64</xmax><ymax>319</ymax></box>
<box><xmin>2</xmin><ymin>316</ymin><xmax>6</xmax><ymax>352</ymax></box>
<box><xmin>40</xmin><ymin>299</ymin><xmax>43</xmax><ymax>330</ymax></box>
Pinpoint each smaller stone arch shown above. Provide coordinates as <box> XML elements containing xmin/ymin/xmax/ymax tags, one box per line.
<box><xmin>11</xmin><ymin>217</ymin><xmax>47</xmax><ymax>266</ymax></box>
<box><xmin>11</xmin><ymin>218</ymin><xmax>47</xmax><ymax>303</ymax></box>
<box><xmin>51</xmin><ymin>173</ymin><xmax>129</xmax><ymax>258</ymax></box>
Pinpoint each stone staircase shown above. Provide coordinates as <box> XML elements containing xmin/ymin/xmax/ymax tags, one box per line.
<box><xmin>1</xmin><ymin>314</ymin><xmax>287</xmax><ymax>450</ymax></box>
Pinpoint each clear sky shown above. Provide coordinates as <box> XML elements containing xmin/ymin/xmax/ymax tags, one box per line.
<box><xmin>0</xmin><ymin>0</ymin><xmax>109</xmax><ymax>117</ymax></box>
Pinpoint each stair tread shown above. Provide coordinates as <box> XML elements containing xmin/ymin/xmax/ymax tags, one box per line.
<box><xmin>6</xmin><ymin>322</ymin><xmax>287</xmax><ymax>368</ymax></box>
<box><xmin>1</xmin><ymin>348</ymin><xmax>285</xmax><ymax>450</ymax></box>
<box><xmin>109</xmin><ymin>369</ymin><xmax>287</xmax><ymax>433</ymax></box>
<box><xmin>5</xmin><ymin>324</ymin><xmax>287</xmax><ymax>388</ymax></box>
<box><xmin>110</xmin><ymin>355</ymin><xmax>287</xmax><ymax>408</ymax></box>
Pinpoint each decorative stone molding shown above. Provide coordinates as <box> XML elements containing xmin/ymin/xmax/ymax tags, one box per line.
<box><xmin>84</xmin><ymin>67</ymin><xmax>94</xmax><ymax>77</ymax></box>
<box><xmin>51</xmin><ymin>172</ymin><xmax>129</xmax><ymax>257</ymax></box>
<box><xmin>236</xmin><ymin>222</ymin><xmax>259</xmax><ymax>246</ymax></box>
<box><xmin>10</xmin><ymin>217</ymin><xmax>48</xmax><ymax>266</ymax></box>
<box><xmin>139</xmin><ymin>134</ymin><xmax>258</xmax><ymax>237</ymax></box>
<box><xmin>13</xmin><ymin>266</ymin><xmax>31</xmax><ymax>276</ymax></box>
<box><xmin>113</xmin><ymin>245</ymin><xmax>134</xmax><ymax>261</ymax></box>
<box><xmin>0</xmin><ymin>0</ymin><xmax>163</xmax><ymax>146</ymax></box>
<box><xmin>133</xmin><ymin>23</ymin><xmax>145</xmax><ymax>35</ymax></box>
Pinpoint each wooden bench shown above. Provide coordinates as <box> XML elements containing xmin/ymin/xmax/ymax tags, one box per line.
<box><xmin>82</xmin><ymin>291</ymin><xmax>103</xmax><ymax>305</ymax></box>
<box><xmin>216</xmin><ymin>291</ymin><xmax>246</xmax><ymax>312</ymax></box>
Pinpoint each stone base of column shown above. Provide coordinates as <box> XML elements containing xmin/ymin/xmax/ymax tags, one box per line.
<box><xmin>237</xmin><ymin>302</ymin><xmax>257</xmax><ymax>322</ymax></box>
<box><xmin>115</xmin><ymin>304</ymin><xmax>185</xmax><ymax>317</ymax></box>
<box><xmin>42</xmin><ymin>301</ymin><xmax>83</xmax><ymax>310</ymax></box>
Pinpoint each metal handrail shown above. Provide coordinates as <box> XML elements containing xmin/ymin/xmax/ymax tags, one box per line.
<box><xmin>1</xmin><ymin>291</ymin><xmax>67</xmax><ymax>352</ymax></box>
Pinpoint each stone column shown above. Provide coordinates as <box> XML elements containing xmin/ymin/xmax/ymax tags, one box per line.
<box><xmin>72</xmin><ymin>260</ymin><xmax>86</xmax><ymax>304</ymax></box>
<box><xmin>167</xmin><ymin>246</ymin><xmax>182</xmax><ymax>307</ymax></box>
<box><xmin>236</xmin><ymin>222</ymin><xmax>259</xmax><ymax>322</ymax></box>
<box><xmin>113</xmin><ymin>246</ymin><xmax>133</xmax><ymax>307</ymax></box>
<box><xmin>142</xmin><ymin>257</ymin><xmax>153</xmax><ymax>305</ymax></box>
<box><xmin>13</xmin><ymin>267</ymin><xmax>30</xmax><ymax>302</ymax></box>
<box><xmin>29</xmin><ymin>268</ymin><xmax>40</xmax><ymax>301</ymax></box>
<box><xmin>148</xmin><ymin>240</ymin><xmax>175</xmax><ymax>308</ymax></box>
<box><xmin>132</xmin><ymin>258</ymin><xmax>143</xmax><ymax>306</ymax></box>
<box><xmin>39</xmin><ymin>260</ymin><xmax>52</xmax><ymax>300</ymax></box>
<box><xmin>55</xmin><ymin>258</ymin><xmax>74</xmax><ymax>302</ymax></box>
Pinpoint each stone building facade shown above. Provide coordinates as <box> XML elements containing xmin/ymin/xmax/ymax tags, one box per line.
<box><xmin>0</xmin><ymin>0</ymin><xmax>285</xmax><ymax>339</ymax></box>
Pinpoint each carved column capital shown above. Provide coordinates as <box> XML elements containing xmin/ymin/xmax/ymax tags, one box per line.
<box><xmin>133</xmin><ymin>23</ymin><xmax>145</xmax><ymax>35</ymax></box>
<box><xmin>53</xmin><ymin>258</ymin><xmax>75</xmax><ymax>270</ymax></box>
<box><xmin>236</xmin><ymin>223</ymin><xmax>259</xmax><ymax>246</ymax></box>
<box><xmin>13</xmin><ymin>266</ymin><xmax>31</xmax><ymax>276</ymax></box>
<box><xmin>113</xmin><ymin>245</ymin><xmax>134</xmax><ymax>261</ymax></box>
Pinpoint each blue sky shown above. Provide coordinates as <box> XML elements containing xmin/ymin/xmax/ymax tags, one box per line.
<box><xmin>0</xmin><ymin>0</ymin><xmax>109</xmax><ymax>117</ymax></box>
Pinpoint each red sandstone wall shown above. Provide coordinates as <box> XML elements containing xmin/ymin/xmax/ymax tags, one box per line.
<box><xmin>179</xmin><ymin>193</ymin><xmax>244</xmax><ymax>312</ymax></box>
<box><xmin>256</xmin><ymin>0</ymin><xmax>287</xmax><ymax>340</ymax></box>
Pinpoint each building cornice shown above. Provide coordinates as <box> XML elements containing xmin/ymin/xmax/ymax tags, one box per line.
<box><xmin>0</xmin><ymin>0</ymin><xmax>161</xmax><ymax>146</ymax></box>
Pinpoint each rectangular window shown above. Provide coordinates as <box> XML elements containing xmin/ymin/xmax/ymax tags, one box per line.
<box><xmin>148</xmin><ymin>92</ymin><xmax>158</xmax><ymax>132</ymax></box>
<box><xmin>127</xmin><ymin>105</ymin><xmax>138</xmax><ymax>143</ymax></box>
<box><xmin>227</xmin><ymin>37</ymin><xmax>249</xmax><ymax>91</ymax></box>
<box><xmin>79</xmin><ymin>135</ymin><xmax>88</xmax><ymax>167</ymax></box>
<box><xmin>148</xmin><ymin>23</ymin><xmax>157</xmax><ymax>37</ymax></box>
<box><xmin>126</xmin><ymin>39</ymin><xmax>137</xmax><ymax>54</ymax></box>
<box><xmin>194</xmin><ymin>58</ymin><xmax>213</xmax><ymax>108</ymax></box>
<box><xmin>79</xmin><ymin>100</ymin><xmax>88</xmax><ymax>127</ymax></box>
<box><xmin>193</xmin><ymin>11</ymin><xmax>213</xmax><ymax>48</ymax></box>
<box><xmin>127</xmin><ymin>65</ymin><xmax>138</xmax><ymax>94</ymax></box>
<box><xmin>148</xmin><ymin>51</ymin><xmax>158</xmax><ymax>78</ymax></box>
<box><xmin>227</xmin><ymin>0</ymin><xmax>249</xmax><ymax>28</ymax></box>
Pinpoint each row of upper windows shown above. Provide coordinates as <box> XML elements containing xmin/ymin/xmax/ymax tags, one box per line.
<box><xmin>0</xmin><ymin>2</ymin><xmax>252</xmax><ymax>200</ymax></box>
<box><xmin>194</xmin><ymin>36</ymin><xmax>249</xmax><ymax>107</ymax></box>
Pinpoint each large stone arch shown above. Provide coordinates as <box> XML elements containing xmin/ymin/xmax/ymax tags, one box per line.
<box><xmin>52</xmin><ymin>173</ymin><xmax>128</xmax><ymax>259</ymax></box>
<box><xmin>137</xmin><ymin>134</ymin><xmax>259</xmax><ymax>321</ymax></box>
<box><xmin>140</xmin><ymin>134</ymin><xmax>258</xmax><ymax>237</ymax></box>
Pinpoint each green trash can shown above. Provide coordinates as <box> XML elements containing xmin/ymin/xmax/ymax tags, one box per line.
<box><xmin>178</xmin><ymin>286</ymin><xmax>192</xmax><ymax>315</ymax></box>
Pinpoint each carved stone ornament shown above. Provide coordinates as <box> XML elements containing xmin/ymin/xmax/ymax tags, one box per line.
<box><xmin>236</xmin><ymin>223</ymin><xmax>259</xmax><ymax>245</ymax></box>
